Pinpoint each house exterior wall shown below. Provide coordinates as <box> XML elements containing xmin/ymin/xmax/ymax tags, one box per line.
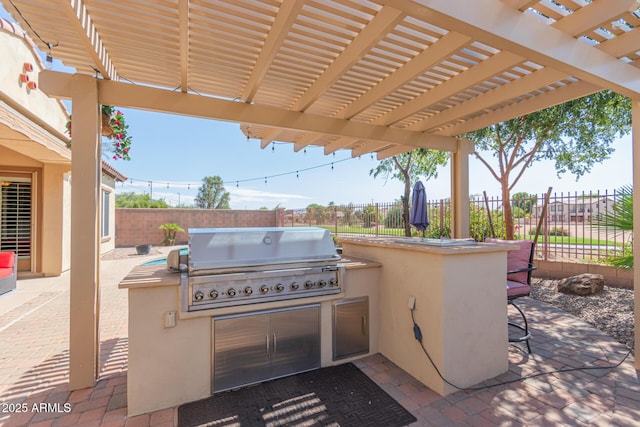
<box><xmin>41</xmin><ymin>163</ymin><xmax>71</xmax><ymax>275</ymax></box>
<box><xmin>115</xmin><ymin>209</ymin><xmax>284</xmax><ymax>247</ymax></box>
<box><xmin>0</xmin><ymin>20</ymin><xmax>68</xmax><ymax>135</ymax></box>
<box><xmin>1</xmin><ymin>20</ymin><xmax>123</xmax><ymax>276</ymax></box>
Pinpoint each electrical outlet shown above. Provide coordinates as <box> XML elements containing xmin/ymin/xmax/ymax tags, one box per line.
<box><xmin>408</xmin><ymin>296</ymin><xmax>416</xmax><ymax>310</ymax></box>
<box><xmin>164</xmin><ymin>311</ymin><xmax>176</xmax><ymax>328</ymax></box>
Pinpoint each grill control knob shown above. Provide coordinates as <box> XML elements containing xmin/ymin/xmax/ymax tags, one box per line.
<box><xmin>243</xmin><ymin>286</ymin><xmax>253</xmax><ymax>296</ymax></box>
<box><xmin>304</xmin><ymin>280</ymin><xmax>314</xmax><ymax>289</ymax></box>
<box><xmin>329</xmin><ymin>278</ymin><xmax>338</xmax><ymax>286</ymax></box>
<box><xmin>209</xmin><ymin>290</ymin><xmax>219</xmax><ymax>299</ymax></box>
<box><xmin>290</xmin><ymin>282</ymin><xmax>299</xmax><ymax>290</ymax></box>
<box><xmin>227</xmin><ymin>288</ymin><xmax>237</xmax><ymax>297</ymax></box>
<box><xmin>275</xmin><ymin>284</ymin><xmax>284</xmax><ymax>292</ymax></box>
<box><xmin>259</xmin><ymin>285</ymin><xmax>269</xmax><ymax>294</ymax></box>
<box><xmin>194</xmin><ymin>291</ymin><xmax>204</xmax><ymax>301</ymax></box>
<box><xmin>318</xmin><ymin>280</ymin><xmax>327</xmax><ymax>288</ymax></box>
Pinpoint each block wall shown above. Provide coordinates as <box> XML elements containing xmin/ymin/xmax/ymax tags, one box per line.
<box><xmin>115</xmin><ymin>208</ymin><xmax>285</xmax><ymax>247</ymax></box>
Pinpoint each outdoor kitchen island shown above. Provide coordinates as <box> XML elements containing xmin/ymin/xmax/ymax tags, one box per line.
<box><xmin>119</xmin><ymin>230</ymin><xmax>512</xmax><ymax>417</ymax></box>
<box><xmin>340</xmin><ymin>236</ymin><xmax>511</xmax><ymax>396</ymax></box>
<box><xmin>119</xmin><ymin>228</ymin><xmax>382</xmax><ymax>417</ymax></box>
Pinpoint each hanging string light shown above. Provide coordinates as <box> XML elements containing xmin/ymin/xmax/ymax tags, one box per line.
<box><xmin>123</xmin><ymin>155</ymin><xmax>356</xmax><ymax>190</ymax></box>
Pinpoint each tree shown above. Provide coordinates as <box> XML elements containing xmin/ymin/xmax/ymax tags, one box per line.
<box><xmin>512</xmin><ymin>192</ymin><xmax>537</xmax><ymax>218</ymax></box>
<box><xmin>306</xmin><ymin>203</ymin><xmax>329</xmax><ymax>225</ymax></box>
<box><xmin>467</xmin><ymin>91</ymin><xmax>630</xmax><ymax>239</ymax></box>
<box><xmin>194</xmin><ymin>176</ymin><xmax>230</xmax><ymax>209</ymax></box>
<box><xmin>370</xmin><ymin>149</ymin><xmax>449</xmax><ymax>236</ymax></box>
<box><xmin>159</xmin><ymin>223</ymin><xmax>184</xmax><ymax>245</ymax></box>
<box><xmin>116</xmin><ymin>192</ymin><xmax>169</xmax><ymax>208</ymax></box>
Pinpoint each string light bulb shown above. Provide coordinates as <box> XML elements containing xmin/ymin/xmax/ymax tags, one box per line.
<box><xmin>296</xmin><ymin>171</ymin><xmax>299</xmax><ymax>178</ymax></box>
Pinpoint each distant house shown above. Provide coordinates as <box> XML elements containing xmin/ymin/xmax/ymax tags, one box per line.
<box><xmin>0</xmin><ymin>18</ymin><xmax>125</xmax><ymax>276</ymax></box>
<box><xmin>532</xmin><ymin>196</ymin><xmax>615</xmax><ymax>223</ymax></box>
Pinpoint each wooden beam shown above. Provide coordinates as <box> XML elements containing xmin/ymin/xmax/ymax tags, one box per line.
<box><xmin>292</xmin><ymin>6</ymin><xmax>405</xmax><ymax>111</ymax></box>
<box><xmin>552</xmin><ymin>0</ymin><xmax>638</xmax><ymax>37</ymax></box>
<box><xmin>260</xmin><ymin>128</ymin><xmax>282</xmax><ymax>149</ymax></box>
<box><xmin>598</xmin><ymin>28</ymin><xmax>640</xmax><ymax>59</ymax></box>
<box><xmin>351</xmin><ymin>141</ymin><xmax>390</xmax><ymax>157</ymax></box>
<box><xmin>40</xmin><ymin>70</ymin><xmax>459</xmax><ymax>151</ymax></box>
<box><xmin>324</xmin><ymin>136</ymin><xmax>358</xmax><ymax>155</ymax></box>
<box><xmin>409</xmin><ymin>67</ymin><xmax>569</xmax><ymax>132</ymax></box>
<box><xmin>438</xmin><ymin>80</ymin><xmax>601</xmax><ymax>136</ymax></box>
<box><xmin>376</xmin><ymin>144</ymin><xmax>415</xmax><ymax>160</ymax></box>
<box><xmin>179</xmin><ymin>0</ymin><xmax>189</xmax><ymax>92</ymax></box>
<box><xmin>501</xmin><ymin>0</ymin><xmax>539</xmax><ymax>11</ymax></box>
<box><xmin>336</xmin><ymin>31</ymin><xmax>471</xmax><ymax>119</ymax></box>
<box><xmin>61</xmin><ymin>0</ymin><xmax>117</xmax><ymax>80</ymax></box>
<box><xmin>294</xmin><ymin>133</ymin><xmax>323</xmax><ymax>152</ymax></box>
<box><xmin>373</xmin><ymin>51</ymin><xmax>523</xmax><ymax>126</ymax></box>
<box><xmin>379</xmin><ymin>0</ymin><xmax>640</xmax><ymax>98</ymax></box>
<box><xmin>242</xmin><ymin>0</ymin><xmax>303</xmax><ymax>102</ymax></box>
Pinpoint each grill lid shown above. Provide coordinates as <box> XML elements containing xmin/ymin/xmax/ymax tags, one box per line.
<box><xmin>188</xmin><ymin>227</ymin><xmax>340</xmax><ymax>271</ymax></box>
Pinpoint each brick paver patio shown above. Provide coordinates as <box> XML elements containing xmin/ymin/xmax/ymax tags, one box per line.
<box><xmin>0</xmin><ymin>249</ymin><xmax>638</xmax><ymax>426</ymax></box>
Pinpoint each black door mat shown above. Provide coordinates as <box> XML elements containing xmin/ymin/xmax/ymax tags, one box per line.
<box><xmin>178</xmin><ymin>363</ymin><xmax>417</xmax><ymax>427</ymax></box>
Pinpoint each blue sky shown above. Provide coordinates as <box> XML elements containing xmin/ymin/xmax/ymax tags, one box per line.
<box><xmin>2</xmin><ymin>6</ymin><xmax>632</xmax><ymax>209</ymax></box>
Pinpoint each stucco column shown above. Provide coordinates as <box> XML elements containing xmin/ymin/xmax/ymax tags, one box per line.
<box><xmin>450</xmin><ymin>138</ymin><xmax>472</xmax><ymax>238</ymax></box>
<box><xmin>41</xmin><ymin>164</ymin><xmax>70</xmax><ymax>275</ymax></box>
<box><xmin>69</xmin><ymin>74</ymin><xmax>102</xmax><ymax>389</ymax></box>
<box><xmin>633</xmin><ymin>99</ymin><xmax>640</xmax><ymax>371</ymax></box>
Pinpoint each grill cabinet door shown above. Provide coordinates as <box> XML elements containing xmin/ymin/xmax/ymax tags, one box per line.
<box><xmin>269</xmin><ymin>305</ymin><xmax>320</xmax><ymax>379</ymax></box>
<box><xmin>214</xmin><ymin>312</ymin><xmax>270</xmax><ymax>392</ymax></box>
<box><xmin>333</xmin><ymin>297</ymin><xmax>369</xmax><ymax>360</ymax></box>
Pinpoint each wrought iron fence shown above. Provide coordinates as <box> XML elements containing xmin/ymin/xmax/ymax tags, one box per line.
<box><xmin>283</xmin><ymin>189</ymin><xmax>632</xmax><ymax>263</ymax></box>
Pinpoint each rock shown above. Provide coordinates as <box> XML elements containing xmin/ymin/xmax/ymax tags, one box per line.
<box><xmin>557</xmin><ymin>273</ymin><xmax>605</xmax><ymax>296</ymax></box>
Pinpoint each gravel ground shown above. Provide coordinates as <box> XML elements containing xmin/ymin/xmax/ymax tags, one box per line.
<box><xmin>531</xmin><ymin>278</ymin><xmax>635</xmax><ymax>350</ymax></box>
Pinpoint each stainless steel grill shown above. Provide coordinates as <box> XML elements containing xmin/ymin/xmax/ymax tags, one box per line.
<box><xmin>174</xmin><ymin>227</ymin><xmax>342</xmax><ymax>312</ymax></box>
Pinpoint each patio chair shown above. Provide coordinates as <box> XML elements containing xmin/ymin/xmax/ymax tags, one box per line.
<box><xmin>485</xmin><ymin>238</ymin><xmax>536</xmax><ymax>353</ymax></box>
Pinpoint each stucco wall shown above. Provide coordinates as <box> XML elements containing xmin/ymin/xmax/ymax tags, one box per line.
<box><xmin>100</xmin><ymin>174</ymin><xmax>118</xmax><ymax>254</ymax></box>
<box><xmin>0</xmin><ymin>21</ymin><xmax>69</xmax><ymax>134</ymax></box>
<box><xmin>115</xmin><ymin>208</ymin><xmax>285</xmax><ymax>247</ymax></box>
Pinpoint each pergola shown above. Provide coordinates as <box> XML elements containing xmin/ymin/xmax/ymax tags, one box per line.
<box><xmin>3</xmin><ymin>0</ymin><xmax>639</xmax><ymax>389</ymax></box>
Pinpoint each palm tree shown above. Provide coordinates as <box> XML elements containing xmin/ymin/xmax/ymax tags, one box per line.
<box><xmin>593</xmin><ymin>185</ymin><xmax>632</xmax><ymax>269</ymax></box>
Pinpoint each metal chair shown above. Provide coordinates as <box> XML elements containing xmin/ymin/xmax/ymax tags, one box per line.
<box><xmin>485</xmin><ymin>239</ymin><xmax>536</xmax><ymax>353</ymax></box>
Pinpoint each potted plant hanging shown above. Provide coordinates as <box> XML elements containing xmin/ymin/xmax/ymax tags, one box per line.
<box><xmin>65</xmin><ymin>105</ymin><xmax>132</xmax><ymax>160</ymax></box>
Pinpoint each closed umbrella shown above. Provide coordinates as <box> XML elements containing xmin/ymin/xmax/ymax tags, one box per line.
<box><xmin>409</xmin><ymin>180</ymin><xmax>429</xmax><ymax>234</ymax></box>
